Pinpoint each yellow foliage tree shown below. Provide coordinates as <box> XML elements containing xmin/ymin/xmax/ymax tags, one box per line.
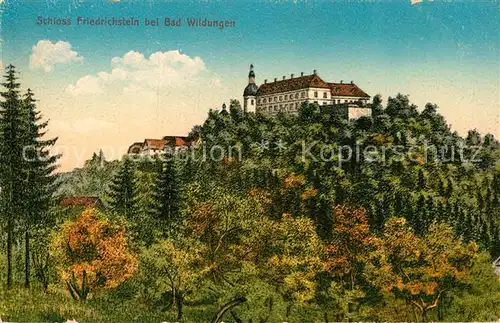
<box><xmin>51</xmin><ymin>208</ymin><xmax>138</xmax><ymax>300</ymax></box>
<box><xmin>140</xmin><ymin>239</ymin><xmax>207</xmax><ymax>320</ymax></box>
<box><xmin>186</xmin><ymin>189</ymin><xmax>323</xmax><ymax>319</ymax></box>
<box><xmin>367</xmin><ymin>218</ymin><xmax>478</xmax><ymax>322</ymax></box>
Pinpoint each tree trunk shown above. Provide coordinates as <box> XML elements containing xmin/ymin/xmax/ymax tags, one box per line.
<box><xmin>7</xmin><ymin>218</ymin><xmax>13</xmax><ymax>288</ymax></box>
<box><xmin>211</xmin><ymin>297</ymin><xmax>247</xmax><ymax>323</ymax></box>
<box><xmin>324</xmin><ymin>312</ymin><xmax>329</xmax><ymax>323</ymax></box>
<box><xmin>25</xmin><ymin>230</ymin><xmax>30</xmax><ymax>288</ymax></box>
<box><xmin>421</xmin><ymin>308</ymin><xmax>428</xmax><ymax>323</ymax></box>
<box><xmin>348</xmin><ymin>302</ymin><xmax>354</xmax><ymax>322</ymax></box>
<box><xmin>176</xmin><ymin>292</ymin><xmax>184</xmax><ymax>321</ymax></box>
<box><xmin>437</xmin><ymin>303</ymin><xmax>443</xmax><ymax>321</ymax></box>
<box><xmin>230</xmin><ymin>310</ymin><xmax>242</xmax><ymax>323</ymax></box>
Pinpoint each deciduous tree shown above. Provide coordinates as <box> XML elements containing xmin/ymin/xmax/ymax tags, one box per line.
<box><xmin>51</xmin><ymin>208</ymin><xmax>138</xmax><ymax>300</ymax></box>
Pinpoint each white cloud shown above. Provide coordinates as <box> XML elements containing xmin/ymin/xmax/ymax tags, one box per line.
<box><xmin>30</xmin><ymin>40</ymin><xmax>83</xmax><ymax>72</ymax></box>
<box><xmin>66</xmin><ymin>75</ymin><xmax>102</xmax><ymax>95</ymax></box>
<box><xmin>66</xmin><ymin>49</ymin><xmax>213</xmax><ymax>96</ymax></box>
<box><xmin>47</xmin><ymin>49</ymin><xmax>233</xmax><ymax>171</ymax></box>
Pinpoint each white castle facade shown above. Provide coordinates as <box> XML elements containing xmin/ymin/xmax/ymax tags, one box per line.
<box><xmin>242</xmin><ymin>65</ymin><xmax>372</xmax><ymax>119</ymax></box>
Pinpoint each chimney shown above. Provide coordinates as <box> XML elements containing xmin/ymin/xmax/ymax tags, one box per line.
<box><xmin>340</xmin><ymin>80</ymin><xmax>343</xmax><ymax>84</ymax></box>
<box><xmin>350</xmin><ymin>80</ymin><xmax>354</xmax><ymax>84</ymax></box>
<box><xmin>291</xmin><ymin>73</ymin><xmax>294</xmax><ymax>78</ymax></box>
<box><xmin>264</xmin><ymin>79</ymin><xmax>267</xmax><ymax>84</ymax></box>
<box><xmin>313</xmin><ymin>69</ymin><xmax>317</xmax><ymax>75</ymax></box>
<box><xmin>274</xmin><ymin>78</ymin><xmax>277</xmax><ymax>82</ymax></box>
<box><xmin>301</xmin><ymin>72</ymin><xmax>304</xmax><ymax>76</ymax></box>
<box><xmin>282</xmin><ymin>76</ymin><xmax>286</xmax><ymax>80</ymax></box>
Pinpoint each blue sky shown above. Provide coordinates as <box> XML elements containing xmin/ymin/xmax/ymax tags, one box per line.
<box><xmin>0</xmin><ymin>0</ymin><xmax>498</xmax><ymax>170</ymax></box>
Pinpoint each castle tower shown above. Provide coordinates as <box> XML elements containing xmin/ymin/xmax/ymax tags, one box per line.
<box><xmin>243</xmin><ymin>64</ymin><xmax>258</xmax><ymax>113</ymax></box>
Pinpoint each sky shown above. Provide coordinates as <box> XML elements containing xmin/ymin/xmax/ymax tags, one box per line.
<box><xmin>0</xmin><ymin>0</ymin><xmax>498</xmax><ymax>171</ymax></box>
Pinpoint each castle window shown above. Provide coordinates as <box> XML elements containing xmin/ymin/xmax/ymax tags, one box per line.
<box><xmin>301</xmin><ymin>92</ymin><xmax>305</xmax><ymax>98</ymax></box>
<box><xmin>279</xmin><ymin>96</ymin><xmax>283</xmax><ymax>101</ymax></box>
<box><xmin>284</xmin><ymin>94</ymin><xmax>288</xmax><ymax>100</ymax></box>
<box><xmin>251</xmin><ymin>99</ymin><xmax>254</xmax><ymax>105</ymax></box>
<box><xmin>295</xmin><ymin>93</ymin><xmax>299</xmax><ymax>99</ymax></box>
<box><xmin>323</xmin><ymin>102</ymin><xmax>327</xmax><ymax>105</ymax></box>
<box><xmin>274</xmin><ymin>97</ymin><xmax>277</xmax><ymax>102</ymax></box>
<box><xmin>323</xmin><ymin>92</ymin><xmax>327</xmax><ymax>98</ymax></box>
<box><xmin>274</xmin><ymin>105</ymin><xmax>278</xmax><ymax>111</ymax></box>
<box><xmin>295</xmin><ymin>103</ymin><xmax>299</xmax><ymax>109</ymax></box>
<box><xmin>314</xmin><ymin>91</ymin><xmax>318</xmax><ymax>98</ymax></box>
<box><xmin>263</xmin><ymin>98</ymin><xmax>266</xmax><ymax>103</ymax></box>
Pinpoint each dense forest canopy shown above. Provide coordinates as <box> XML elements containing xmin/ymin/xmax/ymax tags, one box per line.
<box><xmin>1</xmin><ymin>66</ymin><xmax>499</xmax><ymax>321</ymax></box>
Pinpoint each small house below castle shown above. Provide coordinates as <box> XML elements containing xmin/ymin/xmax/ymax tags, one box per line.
<box><xmin>127</xmin><ymin>136</ymin><xmax>190</xmax><ymax>155</ymax></box>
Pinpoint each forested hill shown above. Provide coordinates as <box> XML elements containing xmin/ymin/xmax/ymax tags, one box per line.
<box><xmin>46</xmin><ymin>94</ymin><xmax>500</xmax><ymax>321</ymax></box>
<box><xmin>57</xmin><ymin>94</ymin><xmax>500</xmax><ymax>256</ymax></box>
<box><xmin>194</xmin><ymin>95</ymin><xmax>499</xmax><ymax>253</ymax></box>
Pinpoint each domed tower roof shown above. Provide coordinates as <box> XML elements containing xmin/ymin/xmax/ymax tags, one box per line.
<box><xmin>243</xmin><ymin>83</ymin><xmax>258</xmax><ymax>96</ymax></box>
<box><xmin>220</xmin><ymin>102</ymin><xmax>229</xmax><ymax>116</ymax></box>
<box><xmin>243</xmin><ymin>64</ymin><xmax>258</xmax><ymax>97</ymax></box>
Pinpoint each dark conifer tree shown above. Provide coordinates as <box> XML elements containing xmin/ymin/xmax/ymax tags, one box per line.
<box><xmin>455</xmin><ymin>205</ymin><xmax>465</xmax><ymax>237</ymax></box>
<box><xmin>153</xmin><ymin>158</ymin><xmax>181</xmax><ymax>234</ymax></box>
<box><xmin>477</xmin><ymin>191</ymin><xmax>484</xmax><ymax>211</ymax></box>
<box><xmin>418</xmin><ymin>169</ymin><xmax>426</xmax><ymax>189</ymax></box>
<box><xmin>464</xmin><ymin>212</ymin><xmax>474</xmax><ymax>242</ymax></box>
<box><xmin>107</xmin><ymin>156</ymin><xmax>137</xmax><ymax>219</ymax></box>
<box><xmin>444</xmin><ymin>202</ymin><xmax>452</xmax><ymax>223</ymax></box>
<box><xmin>445</xmin><ymin>180</ymin><xmax>454</xmax><ymax>198</ymax></box>
<box><xmin>414</xmin><ymin>195</ymin><xmax>427</xmax><ymax>235</ymax></box>
<box><xmin>0</xmin><ymin>65</ymin><xmax>24</xmax><ymax>287</ymax></box>
<box><xmin>438</xmin><ymin>179</ymin><xmax>446</xmax><ymax>197</ymax></box>
<box><xmin>479</xmin><ymin>218</ymin><xmax>491</xmax><ymax>250</ymax></box>
<box><xmin>20</xmin><ymin>88</ymin><xmax>60</xmax><ymax>288</ymax></box>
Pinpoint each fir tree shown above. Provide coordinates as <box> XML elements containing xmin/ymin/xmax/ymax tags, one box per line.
<box><xmin>107</xmin><ymin>157</ymin><xmax>137</xmax><ymax>219</ymax></box>
<box><xmin>477</xmin><ymin>191</ymin><xmax>484</xmax><ymax>211</ymax></box>
<box><xmin>153</xmin><ymin>158</ymin><xmax>181</xmax><ymax>235</ymax></box>
<box><xmin>418</xmin><ymin>169</ymin><xmax>426</xmax><ymax>189</ymax></box>
<box><xmin>20</xmin><ymin>88</ymin><xmax>60</xmax><ymax>288</ymax></box>
<box><xmin>0</xmin><ymin>65</ymin><xmax>24</xmax><ymax>287</ymax></box>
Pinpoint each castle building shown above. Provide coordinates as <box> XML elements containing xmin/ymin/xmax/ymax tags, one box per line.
<box><xmin>243</xmin><ymin>65</ymin><xmax>372</xmax><ymax>118</ymax></box>
<box><xmin>127</xmin><ymin>136</ymin><xmax>190</xmax><ymax>155</ymax></box>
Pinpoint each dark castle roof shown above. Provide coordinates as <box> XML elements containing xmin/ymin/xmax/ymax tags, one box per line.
<box><xmin>243</xmin><ymin>83</ymin><xmax>259</xmax><ymax>96</ymax></box>
<box><xmin>256</xmin><ymin>74</ymin><xmax>330</xmax><ymax>96</ymax></box>
<box><xmin>328</xmin><ymin>82</ymin><xmax>370</xmax><ymax>98</ymax></box>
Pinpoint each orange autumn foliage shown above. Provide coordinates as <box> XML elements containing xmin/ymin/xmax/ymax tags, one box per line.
<box><xmin>301</xmin><ymin>187</ymin><xmax>318</xmax><ymax>201</ymax></box>
<box><xmin>367</xmin><ymin>218</ymin><xmax>478</xmax><ymax>321</ymax></box>
<box><xmin>51</xmin><ymin>208</ymin><xmax>138</xmax><ymax>296</ymax></box>
<box><xmin>323</xmin><ymin>205</ymin><xmax>378</xmax><ymax>277</ymax></box>
<box><xmin>283</xmin><ymin>173</ymin><xmax>306</xmax><ymax>189</ymax></box>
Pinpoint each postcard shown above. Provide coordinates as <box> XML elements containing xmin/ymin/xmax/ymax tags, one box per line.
<box><xmin>0</xmin><ymin>0</ymin><xmax>498</xmax><ymax>322</ymax></box>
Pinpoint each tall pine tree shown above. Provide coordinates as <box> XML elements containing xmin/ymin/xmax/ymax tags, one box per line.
<box><xmin>153</xmin><ymin>158</ymin><xmax>181</xmax><ymax>235</ymax></box>
<box><xmin>106</xmin><ymin>156</ymin><xmax>137</xmax><ymax>219</ymax></box>
<box><xmin>0</xmin><ymin>65</ymin><xmax>24</xmax><ymax>287</ymax></box>
<box><xmin>20</xmin><ymin>88</ymin><xmax>60</xmax><ymax>288</ymax></box>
